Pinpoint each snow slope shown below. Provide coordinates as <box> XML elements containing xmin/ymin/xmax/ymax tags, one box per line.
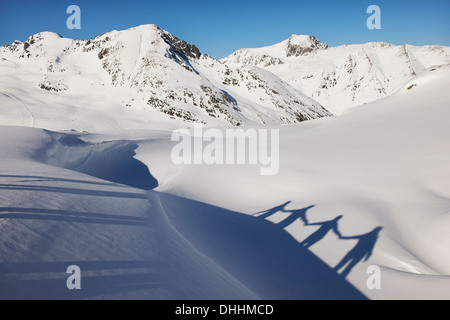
<box><xmin>0</xmin><ymin>126</ymin><xmax>366</xmax><ymax>300</ymax></box>
<box><xmin>0</xmin><ymin>25</ymin><xmax>330</xmax><ymax>131</ymax></box>
<box><xmin>0</xmin><ymin>66</ymin><xmax>449</xmax><ymax>300</ymax></box>
<box><xmin>1</xmin><ymin>26</ymin><xmax>449</xmax><ymax>300</ymax></box>
<box><xmin>223</xmin><ymin>35</ymin><xmax>450</xmax><ymax>115</ymax></box>
<box><xmin>0</xmin><ymin>126</ymin><xmax>261</xmax><ymax>299</ymax></box>
<box><xmin>135</xmin><ymin>65</ymin><xmax>450</xmax><ymax>299</ymax></box>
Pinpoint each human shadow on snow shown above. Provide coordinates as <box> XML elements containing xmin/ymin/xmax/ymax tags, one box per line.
<box><xmin>334</xmin><ymin>227</ymin><xmax>383</xmax><ymax>278</ymax></box>
<box><xmin>159</xmin><ymin>193</ymin><xmax>373</xmax><ymax>300</ymax></box>
<box><xmin>0</xmin><ymin>172</ymin><xmax>379</xmax><ymax>299</ymax></box>
<box><xmin>253</xmin><ymin>202</ymin><xmax>382</xmax><ymax>279</ymax></box>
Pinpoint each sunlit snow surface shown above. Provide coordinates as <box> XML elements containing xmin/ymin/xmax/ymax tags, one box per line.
<box><xmin>0</xmin><ymin>60</ymin><xmax>449</xmax><ymax>298</ymax></box>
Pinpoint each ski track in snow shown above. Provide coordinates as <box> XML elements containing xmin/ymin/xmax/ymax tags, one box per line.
<box><xmin>2</xmin><ymin>92</ymin><xmax>35</xmax><ymax>127</ymax></box>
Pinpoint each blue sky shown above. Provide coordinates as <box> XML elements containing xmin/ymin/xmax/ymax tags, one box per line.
<box><xmin>1</xmin><ymin>0</ymin><xmax>449</xmax><ymax>59</ymax></box>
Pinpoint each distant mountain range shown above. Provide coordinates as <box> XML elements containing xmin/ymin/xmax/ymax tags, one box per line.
<box><xmin>223</xmin><ymin>34</ymin><xmax>450</xmax><ymax>115</ymax></box>
<box><xmin>1</xmin><ymin>24</ymin><xmax>449</xmax><ymax>130</ymax></box>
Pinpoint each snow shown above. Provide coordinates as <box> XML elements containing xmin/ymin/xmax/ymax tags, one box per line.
<box><xmin>0</xmin><ymin>127</ymin><xmax>257</xmax><ymax>300</ymax></box>
<box><xmin>0</xmin><ymin>25</ymin><xmax>449</xmax><ymax>300</ymax></box>
<box><xmin>223</xmin><ymin>37</ymin><xmax>450</xmax><ymax>115</ymax></box>
<box><xmin>136</xmin><ymin>66</ymin><xmax>450</xmax><ymax>299</ymax></box>
<box><xmin>0</xmin><ymin>26</ymin><xmax>330</xmax><ymax>131</ymax></box>
<box><xmin>0</xmin><ymin>125</ymin><xmax>365</xmax><ymax>300</ymax></box>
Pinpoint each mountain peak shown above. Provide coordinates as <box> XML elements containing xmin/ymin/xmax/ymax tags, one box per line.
<box><xmin>26</xmin><ymin>31</ymin><xmax>63</xmax><ymax>43</ymax></box>
<box><xmin>0</xmin><ymin>24</ymin><xmax>331</xmax><ymax>129</ymax></box>
<box><xmin>285</xmin><ymin>34</ymin><xmax>328</xmax><ymax>56</ymax></box>
<box><xmin>288</xmin><ymin>34</ymin><xmax>318</xmax><ymax>45</ymax></box>
<box><xmin>119</xmin><ymin>24</ymin><xmax>160</xmax><ymax>36</ymax></box>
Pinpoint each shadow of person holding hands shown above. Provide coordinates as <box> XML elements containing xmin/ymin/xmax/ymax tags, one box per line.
<box><xmin>254</xmin><ymin>202</ymin><xmax>315</xmax><ymax>229</ymax></box>
<box><xmin>334</xmin><ymin>227</ymin><xmax>383</xmax><ymax>278</ymax></box>
<box><xmin>300</xmin><ymin>216</ymin><xmax>343</xmax><ymax>249</ymax></box>
<box><xmin>278</xmin><ymin>205</ymin><xmax>315</xmax><ymax>228</ymax></box>
<box><xmin>253</xmin><ymin>201</ymin><xmax>292</xmax><ymax>219</ymax></box>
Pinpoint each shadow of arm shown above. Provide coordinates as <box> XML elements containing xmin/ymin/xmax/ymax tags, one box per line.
<box><xmin>339</xmin><ymin>235</ymin><xmax>361</xmax><ymax>240</ymax></box>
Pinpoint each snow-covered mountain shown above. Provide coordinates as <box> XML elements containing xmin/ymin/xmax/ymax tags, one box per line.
<box><xmin>1</xmin><ymin>23</ymin><xmax>450</xmax><ymax>300</ymax></box>
<box><xmin>0</xmin><ymin>25</ymin><xmax>331</xmax><ymax>131</ymax></box>
<box><xmin>223</xmin><ymin>34</ymin><xmax>450</xmax><ymax>115</ymax></box>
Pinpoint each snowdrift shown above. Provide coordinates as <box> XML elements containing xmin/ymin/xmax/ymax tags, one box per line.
<box><xmin>0</xmin><ymin>126</ymin><xmax>364</xmax><ymax>299</ymax></box>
